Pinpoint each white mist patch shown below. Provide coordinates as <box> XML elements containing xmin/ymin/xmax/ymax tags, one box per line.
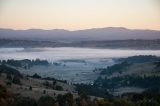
<box><xmin>0</xmin><ymin>47</ymin><xmax>160</xmax><ymax>61</ymax></box>
<box><xmin>1</xmin><ymin>47</ymin><xmax>160</xmax><ymax>83</ymax></box>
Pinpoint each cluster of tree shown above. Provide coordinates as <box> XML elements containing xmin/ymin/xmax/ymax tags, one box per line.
<box><xmin>95</xmin><ymin>75</ymin><xmax>160</xmax><ymax>89</ymax></box>
<box><xmin>0</xmin><ymin>65</ymin><xmax>22</xmax><ymax>78</ymax></box>
<box><xmin>100</xmin><ymin>61</ymin><xmax>131</xmax><ymax>75</ymax></box>
<box><xmin>0</xmin><ymin>65</ymin><xmax>22</xmax><ymax>85</ymax></box>
<box><xmin>29</xmin><ymin>73</ymin><xmax>64</xmax><ymax>91</ymax></box>
<box><xmin>118</xmin><ymin>55</ymin><xmax>160</xmax><ymax>64</ymax></box>
<box><xmin>154</xmin><ymin>61</ymin><xmax>160</xmax><ymax>69</ymax></box>
<box><xmin>31</xmin><ymin>73</ymin><xmax>42</xmax><ymax>79</ymax></box>
<box><xmin>87</xmin><ymin>56</ymin><xmax>160</xmax><ymax>98</ymax></box>
<box><xmin>1</xmin><ymin>84</ymin><xmax>160</xmax><ymax>106</ymax></box>
<box><xmin>0</xmin><ymin>84</ymin><xmax>84</xmax><ymax>106</ymax></box>
<box><xmin>43</xmin><ymin>77</ymin><xmax>67</xmax><ymax>84</ymax></box>
<box><xmin>76</xmin><ymin>75</ymin><xmax>160</xmax><ymax>98</ymax></box>
<box><xmin>43</xmin><ymin>80</ymin><xmax>64</xmax><ymax>91</ymax></box>
<box><xmin>5</xmin><ymin>73</ymin><xmax>21</xmax><ymax>85</ymax></box>
<box><xmin>30</xmin><ymin>73</ymin><xmax>65</xmax><ymax>91</ymax></box>
<box><xmin>0</xmin><ymin>85</ymin><xmax>15</xmax><ymax>106</ymax></box>
<box><xmin>0</xmin><ymin>59</ymin><xmax>49</xmax><ymax>69</ymax></box>
<box><xmin>75</xmin><ymin>84</ymin><xmax>111</xmax><ymax>98</ymax></box>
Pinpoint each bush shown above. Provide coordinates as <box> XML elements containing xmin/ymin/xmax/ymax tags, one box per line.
<box><xmin>43</xmin><ymin>90</ymin><xmax>46</xmax><ymax>94</ymax></box>
<box><xmin>38</xmin><ymin>96</ymin><xmax>55</xmax><ymax>106</ymax></box>
<box><xmin>29</xmin><ymin>86</ymin><xmax>32</xmax><ymax>91</ymax></box>
<box><xmin>32</xmin><ymin>73</ymin><xmax>41</xmax><ymax>79</ymax></box>
<box><xmin>64</xmin><ymin>93</ymin><xmax>74</xmax><ymax>106</ymax></box>
<box><xmin>15</xmin><ymin>97</ymin><xmax>37</xmax><ymax>106</ymax></box>
<box><xmin>57</xmin><ymin>94</ymin><xmax>66</xmax><ymax>106</ymax></box>
<box><xmin>0</xmin><ymin>65</ymin><xmax>22</xmax><ymax>78</ymax></box>
<box><xmin>0</xmin><ymin>85</ymin><xmax>15</xmax><ymax>106</ymax></box>
<box><xmin>44</xmin><ymin>81</ymin><xmax>49</xmax><ymax>87</ymax></box>
<box><xmin>12</xmin><ymin>75</ymin><xmax>21</xmax><ymax>85</ymax></box>
<box><xmin>6</xmin><ymin>74</ymin><xmax>12</xmax><ymax>81</ymax></box>
<box><xmin>55</xmin><ymin>85</ymin><xmax>63</xmax><ymax>91</ymax></box>
<box><xmin>6</xmin><ymin>81</ymin><xmax>12</xmax><ymax>86</ymax></box>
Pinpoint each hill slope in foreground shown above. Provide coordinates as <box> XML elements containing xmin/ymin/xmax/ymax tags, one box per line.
<box><xmin>1</xmin><ymin>55</ymin><xmax>160</xmax><ymax>106</ymax></box>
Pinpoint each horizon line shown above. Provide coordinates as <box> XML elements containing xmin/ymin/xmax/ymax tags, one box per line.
<box><xmin>0</xmin><ymin>27</ymin><xmax>160</xmax><ymax>31</ymax></box>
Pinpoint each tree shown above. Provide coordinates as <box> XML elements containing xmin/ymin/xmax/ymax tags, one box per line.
<box><xmin>38</xmin><ymin>96</ymin><xmax>55</xmax><ymax>106</ymax></box>
<box><xmin>29</xmin><ymin>86</ymin><xmax>32</xmax><ymax>91</ymax></box>
<box><xmin>92</xmin><ymin>98</ymin><xmax>98</xmax><ymax>106</ymax></box>
<box><xmin>80</xmin><ymin>98</ymin><xmax>88</xmax><ymax>106</ymax></box>
<box><xmin>6</xmin><ymin>81</ymin><xmax>12</xmax><ymax>87</ymax></box>
<box><xmin>12</xmin><ymin>75</ymin><xmax>21</xmax><ymax>85</ymax></box>
<box><xmin>44</xmin><ymin>81</ymin><xmax>50</xmax><ymax>87</ymax></box>
<box><xmin>43</xmin><ymin>90</ymin><xmax>46</xmax><ymax>94</ymax></box>
<box><xmin>55</xmin><ymin>85</ymin><xmax>63</xmax><ymax>91</ymax></box>
<box><xmin>32</xmin><ymin>73</ymin><xmax>41</xmax><ymax>79</ymax></box>
<box><xmin>64</xmin><ymin>93</ymin><xmax>74</xmax><ymax>106</ymax></box>
<box><xmin>15</xmin><ymin>97</ymin><xmax>37</xmax><ymax>106</ymax></box>
<box><xmin>52</xmin><ymin>80</ymin><xmax>56</xmax><ymax>87</ymax></box>
<box><xmin>6</xmin><ymin>74</ymin><xmax>12</xmax><ymax>81</ymax></box>
<box><xmin>57</xmin><ymin>94</ymin><xmax>66</xmax><ymax>106</ymax></box>
<box><xmin>0</xmin><ymin>85</ymin><xmax>15</xmax><ymax>106</ymax></box>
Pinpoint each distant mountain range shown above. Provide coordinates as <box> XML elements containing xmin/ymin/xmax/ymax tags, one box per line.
<box><xmin>0</xmin><ymin>27</ymin><xmax>160</xmax><ymax>41</ymax></box>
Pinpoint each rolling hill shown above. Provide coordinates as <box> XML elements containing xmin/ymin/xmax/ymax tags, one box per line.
<box><xmin>0</xmin><ymin>27</ymin><xmax>160</xmax><ymax>41</ymax></box>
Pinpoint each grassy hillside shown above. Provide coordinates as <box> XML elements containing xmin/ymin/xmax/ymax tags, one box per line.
<box><xmin>76</xmin><ymin>56</ymin><xmax>160</xmax><ymax>98</ymax></box>
<box><xmin>1</xmin><ymin>56</ymin><xmax>160</xmax><ymax>106</ymax></box>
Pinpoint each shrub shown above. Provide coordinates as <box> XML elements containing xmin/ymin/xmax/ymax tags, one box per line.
<box><xmin>38</xmin><ymin>96</ymin><xmax>55</xmax><ymax>106</ymax></box>
<box><xmin>55</xmin><ymin>85</ymin><xmax>63</xmax><ymax>91</ymax></box>
<box><xmin>32</xmin><ymin>73</ymin><xmax>41</xmax><ymax>79</ymax></box>
<box><xmin>15</xmin><ymin>97</ymin><xmax>37</xmax><ymax>106</ymax></box>
<box><xmin>12</xmin><ymin>75</ymin><xmax>21</xmax><ymax>85</ymax></box>
<box><xmin>29</xmin><ymin>86</ymin><xmax>32</xmax><ymax>91</ymax></box>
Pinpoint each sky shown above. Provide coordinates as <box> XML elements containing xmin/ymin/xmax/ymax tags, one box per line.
<box><xmin>0</xmin><ymin>0</ymin><xmax>159</xmax><ymax>30</ymax></box>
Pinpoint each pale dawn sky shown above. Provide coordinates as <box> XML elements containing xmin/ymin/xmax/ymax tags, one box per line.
<box><xmin>0</xmin><ymin>0</ymin><xmax>159</xmax><ymax>30</ymax></box>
